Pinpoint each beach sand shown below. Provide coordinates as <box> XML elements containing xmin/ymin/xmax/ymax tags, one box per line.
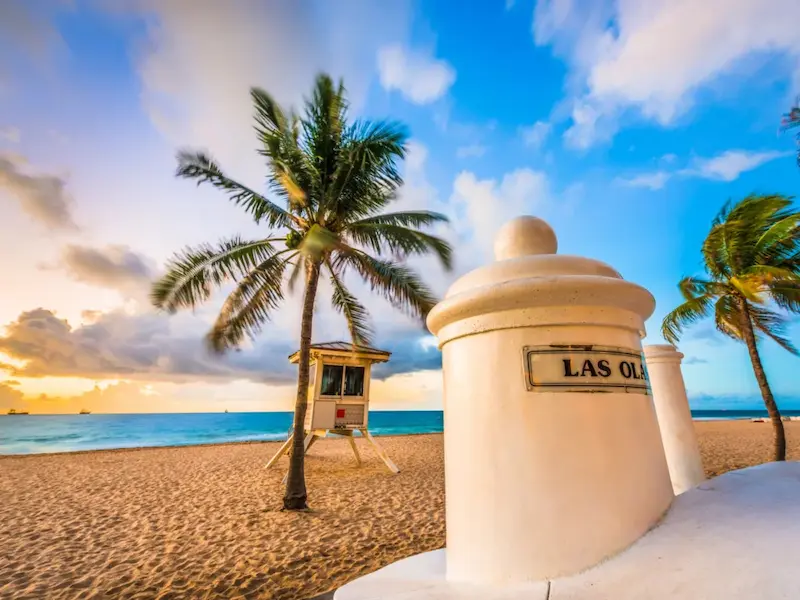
<box><xmin>1</xmin><ymin>421</ymin><xmax>799</xmax><ymax>600</ymax></box>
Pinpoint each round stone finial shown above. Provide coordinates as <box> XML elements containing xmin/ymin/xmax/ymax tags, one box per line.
<box><xmin>493</xmin><ymin>216</ymin><xmax>558</xmax><ymax>261</ymax></box>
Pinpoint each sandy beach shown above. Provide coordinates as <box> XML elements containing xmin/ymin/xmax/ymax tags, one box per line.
<box><xmin>2</xmin><ymin>421</ymin><xmax>799</xmax><ymax>600</ymax></box>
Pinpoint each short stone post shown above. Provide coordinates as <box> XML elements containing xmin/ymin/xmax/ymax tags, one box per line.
<box><xmin>644</xmin><ymin>344</ymin><xmax>705</xmax><ymax>495</ymax></box>
<box><xmin>426</xmin><ymin>216</ymin><xmax>674</xmax><ymax>584</ymax></box>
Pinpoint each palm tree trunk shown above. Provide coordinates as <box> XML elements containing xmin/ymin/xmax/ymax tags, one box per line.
<box><xmin>740</xmin><ymin>301</ymin><xmax>786</xmax><ymax>461</ymax></box>
<box><xmin>284</xmin><ymin>260</ymin><xmax>321</xmax><ymax>510</ymax></box>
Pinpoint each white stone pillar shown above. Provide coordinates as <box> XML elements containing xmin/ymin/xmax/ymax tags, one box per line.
<box><xmin>644</xmin><ymin>344</ymin><xmax>705</xmax><ymax>495</ymax></box>
<box><xmin>426</xmin><ymin>216</ymin><xmax>674</xmax><ymax>584</ymax></box>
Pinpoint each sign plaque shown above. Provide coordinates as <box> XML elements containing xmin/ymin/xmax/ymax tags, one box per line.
<box><xmin>522</xmin><ymin>344</ymin><xmax>651</xmax><ymax>394</ymax></box>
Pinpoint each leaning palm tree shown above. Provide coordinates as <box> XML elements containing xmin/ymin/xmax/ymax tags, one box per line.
<box><xmin>151</xmin><ymin>74</ymin><xmax>452</xmax><ymax>510</ymax></box>
<box><xmin>662</xmin><ymin>195</ymin><xmax>800</xmax><ymax>461</ymax></box>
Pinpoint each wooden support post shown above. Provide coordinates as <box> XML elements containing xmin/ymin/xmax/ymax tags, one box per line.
<box><xmin>303</xmin><ymin>432</ymin><xmax>317</xmax><ymax>454</ymax></box>
<box><xmin>360</xmin><ymin>428</ymin><xmax>400</xmax><ymax>474</ymax></box>
<box><xmin>266</xmin><ymin>433</ymin><xmax>294</xmax><ymax>469</ymax></box>
<box><xmin>343</xmin><ymin>430</ymin><xmax>361</xmax><ymax>467</ymax></box>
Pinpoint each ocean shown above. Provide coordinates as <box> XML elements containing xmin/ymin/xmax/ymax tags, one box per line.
<box><xmin>2</xmin><ymin>409</ymin><xmax>800</xmax><ymax>455</ymax></box>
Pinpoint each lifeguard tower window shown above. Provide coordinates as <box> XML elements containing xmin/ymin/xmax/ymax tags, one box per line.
<box><xmin>320</xmin><ymin>364</ymin><xmax>365</xmax><ymax>397</ymax></box>
<box><xmin>344</xmin><ymin>366</ymin><xmax>365</xmax><ymax>396</ymax></box>
<box><xmin>321</xmin><ymin>365</ymin><xmax>344</xmax><ymax>396</ymax></box>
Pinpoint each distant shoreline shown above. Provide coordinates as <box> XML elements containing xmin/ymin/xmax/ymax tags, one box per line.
<box><xmin>3</xmin><ymin>410</ymin><xmax>799</xmax><ymax>456</ymax></box>
<box><xmin>0</xmin><ymin>419</ymin><xmax>787</xmax><ymax>458</ymax></box>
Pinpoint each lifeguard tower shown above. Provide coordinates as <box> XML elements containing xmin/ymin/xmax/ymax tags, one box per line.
<box><xmin>266</xmin><ymin>341</ymin><xmax>400</xmax><ymax>476</ymax></box>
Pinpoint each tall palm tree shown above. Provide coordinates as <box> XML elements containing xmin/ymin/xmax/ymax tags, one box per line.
<box><xmin>661</xmin><ymin>195</ymin><xmax>800</xmax><ymax>461</ymax></box>
<box><xmin>151</xmin><ymin>74</ymin><xmax>452</xmax><ymax>510</ymax></box>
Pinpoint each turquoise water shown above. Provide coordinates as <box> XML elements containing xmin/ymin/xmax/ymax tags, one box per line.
<box><xmin>0</xmin><ymin>411</ymin><xmax>444</xmax><ymax>455</ymax></box>
<box><xmin>2</xmin><ymin>409</ymin><xmax>800</xmax><ymax>455</ymax></box>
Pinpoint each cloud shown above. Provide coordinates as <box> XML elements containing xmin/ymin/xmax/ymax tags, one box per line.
<box><xmin>127</xmin><ymin>0</ymin><xmax>412</xmax><ymax>182</ymax></box>
<box><xmin>620</xmin><ymin>149</ymin><xmax>789</xmax><ymax>191</ymax></box>
<box><xmin>456</xmin><ymin>144</ymin><xmax>487</xmax><ymax>159</ymax></box>
<box><xmin>520</xmin><ymin>121</ymin><xmax>552</xmax><ymax>149</ymax></box>
<box><xmin>686</xmin><ymin>324</ymin><xmax>726</xmax><ymax>346</ymax></box>
<box><xmin>0</xmin><ymin>153</ymin><xmax>78</xmax><ymax>230</ymax></box>
<box><xmin>57</xmin><ymin>245</ymin><xmax>156</xmax><ymax>293</ymax></box>
<box><xmin>0</xmin><ymin>308</ymin><xmax>299</xmax><ymax>384</ymax></box>
<box><xmin>450</xmin><ymin>168</ymin><xmax>552</xmax><ymax>260</ymax></box>
<box><xmin>0</xmin><ymin>126</ymin><xmax>20</xmax><ymax>143</ymax></box>
<box><xmin>0</xmin><ymin>303</ymin><xmax>447</xmax><ymax>386</ymax></box>
<box><xmin>683</xmin><ymin>356</ymin><xmax>708</xmax><ymax>365</ymax></box>
<box><xmin>617</xmin><ymin>171</ymin><xmax>671</xmax><ymax>190</ymax></box>
<box><xmin>661</xmin><ymin>153</ymin><xmax>678</xmax><ymax>164</ymax></box>
<box><xmin>681</xmin><ymin>150</ymin><xmax>791</xmax><ymax>182</ymax></box>
<box><xmin>0</xmin><ymin>382</ymin><xmax>25</xmax><ymax>410</ymax></box>
<box><xmin>377</xmin><ymin>44</ymin><xmax>456</xmax><ymax>104</ymax></box>
<box><xmin>533</xmin><ymin>0</ymin><xmax>800</xmax><ymax>147</ymax></box>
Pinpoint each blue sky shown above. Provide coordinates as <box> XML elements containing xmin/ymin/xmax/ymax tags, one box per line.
<box><xmin>0</xmin><ymin>0</ymin><xmax>798</xmax><ymax>413</ymax></box>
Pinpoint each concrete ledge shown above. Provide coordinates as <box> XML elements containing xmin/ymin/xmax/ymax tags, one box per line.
<box><xmin>336</xmin><ymin>462</ymin><xmax>800</xmax><ymax>600</ymax></box>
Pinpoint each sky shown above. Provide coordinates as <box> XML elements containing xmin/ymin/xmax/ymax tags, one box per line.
<box><xmin>1</xmin><ymin>0</ymin><xmax>799</xmax><ymax>414</ymax></box>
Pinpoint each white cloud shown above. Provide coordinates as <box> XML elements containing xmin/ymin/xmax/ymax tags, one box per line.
<box><xmin>520</xmin><ymin>121</ymin><xmax>552</xmax><ymax>149</ymax></box>
<box><xmin>377</xmin><ymin>44</ymin><xmax>456</xmax><ymax>104</ymax></box>
<box><xmin>450</xmin><ymin>169</ymin><xmax>551</xmax><ymax>260</ymax></box>
<box><xmin>619</xmin><ymin>148</ymin><xmax>789</xmax><ymax>190</ymax></box>
<box><xmin>456</xmin><ymin>143</ymin><xmax>487</xmax><ymax>158</ymax></box>
<box><xmin>682</xmin><ymin>149</ymin><xmax>791</xmax><ymax>181</ymax></box>
<box><xmin>534</xmin><ymin>0</ymin><xmax>800</xmax><ymax>147</ymax></box>
<box><xmin>131</xmin><ymin>0</ymin><xmax>412</xmax><ymax>182</ymax></box>
<box><xmin>660</xmin><ymin>153</ymin><xmax>678</xmax><ymax>164</ymax></box>
<box><xmin>617</xmin><ymin>171</ymin><xmax>671</xmax><ymax>190</ymax></box>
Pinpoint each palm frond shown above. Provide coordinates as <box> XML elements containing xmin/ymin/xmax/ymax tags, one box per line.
<box><xmin>754</xmin><ymin>211</ymin><xmax>800</xmax><ymax>264</ymax></box>
<box><xmin>714</xmin><ymin>295</ymin><xmax>744</xmax><ymax>341</ymax></box>
<box><xmin>348</xmin><ymin>211</ymin><xmax>449</xmax><ymax>229</ymax></box>
<box><xmin>301</xmin><ymin>75</ymin><xmax>347</xmax><ymax>215</ymax></box>
<box><xmin>206</xmin><ymin>252</ymin><xmax>292</xmax><ymax>353</ymax></box>
<box><xmin>345</xmin><ymin>223</ymin><xmax>453</xmax><ymax>270</ymax></box>
<box><xmin>769</xmin><ymin>281</ymin><xmax>800</xmax><ymax>311</ymax></box>
<box><xmin>251</xmin><ymin>87</ymin><xmax>289</xmax><ymax>137</ymax></box>
<box><xmin>152</xmin><ymin>238</ymin><xmax>280</xmax><ymax>312</ymax></box>
<box><xmin>176</xmin><ymin>151</ymin><xmax>297</xmax><ymax>228</ymax></box>
<box><xmin>326</xmin><ymin>258</ymin><xmax>373</xmax><ymax>346</ymax></box>
<box><xmin>334</xmin><ymin>250</ymin><xmax>438</xmax><ymax>322</ymax></box>
<box><xmin>328</xmin><ymin>120</ymin><xmax>407</xmax><ymax>221</ymax></box>
<box><xmin>678</xmin><ymin>276</ymin><xmax>728</xmax><ymax>301</ymax></box>
<box><xmin>661</xmin><ymin>295</ymin><xmax>713</xmax><ymax>345</ymax></box>
<box><xmin>251</xmin><ymin>89</ymin><xmax>316</xmax><ymax>218</ymax></box>
<box><xmin>748</xmin><ymin>304</ymin><xmax>799</xmax><ymax>355</ymax></box>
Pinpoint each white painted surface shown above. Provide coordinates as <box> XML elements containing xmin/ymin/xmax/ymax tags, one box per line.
<box><xmin>424</xmin><ymin>216</ymin><xmax>673</xmax><ymax>582</ymax></box>
<box><xmin>335</xmin><ymin>462</ymin><xmax>800</xmax><ymax>600</ymax></box>
<box><xmin>644</xmin><ymin>344</ymin><xmax>706</xmax><ymax>495</ymax></box>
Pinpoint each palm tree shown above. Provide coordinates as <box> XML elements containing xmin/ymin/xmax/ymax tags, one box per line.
<box><xmin>661</xmin><ymin>195</ymin><xmax>800</xmax><ymax>461</ymax></box>
<box><xmin>151</xmin><ymin>74</ymin><xmax>452</xmax><ymax>509</ymax></box>
<box><xmin>780</xmin><ymin>99</ymin><xmax>800</xmax><ymax>167</ymax></box>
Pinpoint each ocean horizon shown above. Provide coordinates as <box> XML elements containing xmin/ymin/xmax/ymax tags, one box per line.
<box><xmin>3</xmin><ymin>408</ymin><xmax>800</xmax><ymax>455</ymax></box>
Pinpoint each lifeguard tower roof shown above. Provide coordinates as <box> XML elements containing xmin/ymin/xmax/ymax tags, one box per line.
<box><xmin>288</xmin><ymin>341</ymin><xmax>391</xmax><ymax>363</ymax></box>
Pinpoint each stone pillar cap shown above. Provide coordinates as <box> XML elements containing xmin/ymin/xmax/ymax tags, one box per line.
<box><xmin>427</xmin><ymin>215</ymin><xmax>655</xmax><ymax>342</ymax></box>
<box><xmin>644</xmin><ymin>344</ymin><xmax>685</xmax><ymax>362</ymax></box>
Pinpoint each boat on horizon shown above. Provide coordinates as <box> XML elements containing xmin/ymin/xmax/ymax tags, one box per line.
<box><xmin>79</xmin><ymin>409</ymin><xmax>91</xmax><ymax>414</ymax></box>
<box><xmin>7</xmin><ymin>409</ymin><xmax>30</xmax><ymax>415</ymax></box>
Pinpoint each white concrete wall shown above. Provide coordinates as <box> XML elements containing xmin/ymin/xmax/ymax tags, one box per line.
<box><xmin>644</xmin><ymin>344</ymin><xmax>705</xmax><ymax>495</ymax></box>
